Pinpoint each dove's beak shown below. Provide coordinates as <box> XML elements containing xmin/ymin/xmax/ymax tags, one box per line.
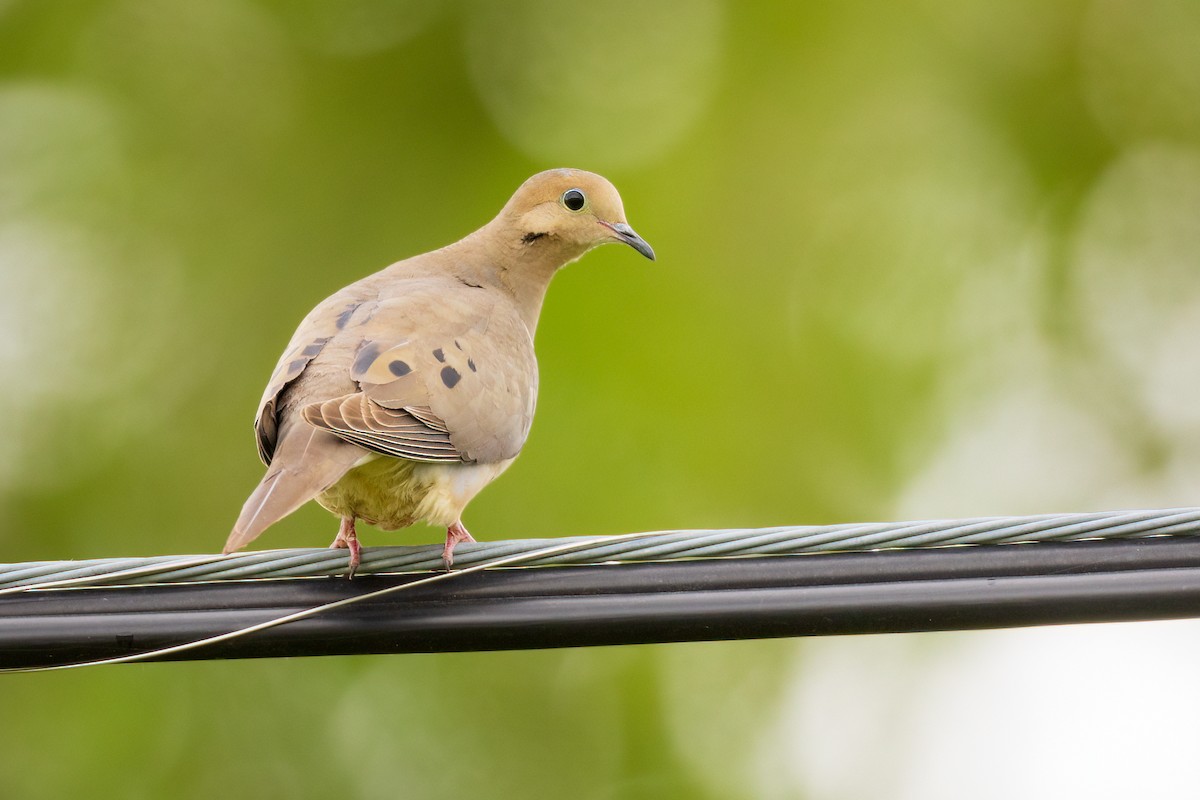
<box><xmin>602</xmin><ymin>221</ymin><xmax>655</xmax><ymax>261</ymax></box>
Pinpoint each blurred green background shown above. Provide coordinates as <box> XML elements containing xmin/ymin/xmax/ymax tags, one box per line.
<box><xmin>2</xmin><ymin>1</ymin><xmax>1200</xmax><ymax>797</ymax></box>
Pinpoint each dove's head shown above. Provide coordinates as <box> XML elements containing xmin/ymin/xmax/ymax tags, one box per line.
<box><xmin>501</xmin><ymin>168</ymin><xmax>655</xmax><ymax>262</ymax></box>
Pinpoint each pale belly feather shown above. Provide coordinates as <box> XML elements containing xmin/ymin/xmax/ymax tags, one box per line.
<box><xmin>316</xmin><ymin>455</ymin><xmax>514</xmax><ymax>530</ymax></box>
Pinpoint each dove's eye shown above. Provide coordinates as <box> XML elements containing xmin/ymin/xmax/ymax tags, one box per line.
<box><xmin>561</xmin><ymin>189</ymin><xmax>586</xmax><ymax>212</ymax></box>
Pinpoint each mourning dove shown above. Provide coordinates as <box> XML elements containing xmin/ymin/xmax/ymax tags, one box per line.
<box><xmin>224</xmin><ymin>169</ymin><xmax>654</xmax><ymax>573</ymax></box>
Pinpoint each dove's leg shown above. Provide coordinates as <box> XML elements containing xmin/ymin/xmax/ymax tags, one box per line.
<box><xmin>442</xmin><ymin>521</ymin><xmax>475</xmax><ymax>570</ymax></box>
<box><xmin>329</xmin><ymin>517</ymin><xmax>362</xmax><ymax>578</ymax></box>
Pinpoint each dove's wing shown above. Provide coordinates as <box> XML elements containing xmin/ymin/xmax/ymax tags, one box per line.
<box><xmin>299</xmin><ymin>282</ymin><xmax>538</xmax><ymax>465</ymax></box>
<box><xmin>252</xmin><ymin>291</ymin><xmax>376</xmax><ymax>465</ymax></box>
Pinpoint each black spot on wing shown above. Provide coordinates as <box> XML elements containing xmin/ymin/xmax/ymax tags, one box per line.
<box><xmin>454</xmin><ymin>340</ymin><xmax>463</xmax><ymax>350</ymax></box>
<box><xmin>388</xmin><ymin>359</ymin><xmax>411</xmax><ymax>377</ymax></box>
<box><xmin>336</xmin><ymin>303</ymin><xmax>360</xmax><ymax>330</ymax></box>
<box><xmin>301</xmin><ymin>337</ymin><xmax>330</xmax><ymax>357</ymax></box>
<box><xmin>432</xmin><ymin>348</ymin><xmax>445</xmax><ymax>363</ymax></box>
<box><xmin>287</xmin><ymin>359</ymin><xmax>307</xmax><ymax>373</ymax></box>
<box><xmin>467</xmin><ymin>358</ymin><xmax>476</xmax><ymax>372</ymax></box>
<box><xmin>440</xmin><ymin>366</ymin><xmax>461</xmax><ymax>389</ymax></box>
<box><xmin>352</xmin><ymin>341</ymin><xmax>382</xmax><ymax>377</ymax></box>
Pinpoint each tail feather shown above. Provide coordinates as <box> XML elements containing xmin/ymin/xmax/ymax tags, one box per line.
<box><xmin>225</xmin><ymin>426</ymin><xmax>363</xmax><ymax>554</ymax></box>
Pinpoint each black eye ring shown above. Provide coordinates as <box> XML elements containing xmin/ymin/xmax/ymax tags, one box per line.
<box><xmin>561</xmin><ymin>188</ymin><xmax>586</xmax><ymax>212</ymax></box>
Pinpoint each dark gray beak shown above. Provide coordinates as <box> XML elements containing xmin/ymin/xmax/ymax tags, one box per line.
<box><xmin>608</xmin><ymin>222</ymin><xmax>655</xmax><ymax>261</ymax></box>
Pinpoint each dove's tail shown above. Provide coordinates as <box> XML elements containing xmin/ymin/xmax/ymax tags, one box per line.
<box><xmin>224</xmin><ymin>426</ymin><xmax>364</xmax><ymax>554</ymax></box>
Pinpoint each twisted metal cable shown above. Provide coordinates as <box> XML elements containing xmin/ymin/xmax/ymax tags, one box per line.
<box><xmin>3</xmin><ymin>507</ymin><xmax>1200</xmax><ymax>595</ymax></box>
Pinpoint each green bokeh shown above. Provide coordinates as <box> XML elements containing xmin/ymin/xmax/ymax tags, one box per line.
<box><xmin>2</xmin><ymin>1</ymin><xmax>1199</xmax><ymax>797</ymax></box>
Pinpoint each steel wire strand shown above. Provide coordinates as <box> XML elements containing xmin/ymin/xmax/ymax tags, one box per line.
<box><xmin>3</xmin><ymin>507</ymin><xmax>1200</xmax><ymax>593</ymax></box>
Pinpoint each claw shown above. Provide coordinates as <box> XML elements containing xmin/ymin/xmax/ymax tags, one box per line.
<box><xmin>442</xmin><ymin>521</ymin><xmax>476</xmax><ymax>570</ymax></box>
<box><xmin>329</xmin><ymin>517</ymin><xmax>361</xmax><ymax>578</ymax></box>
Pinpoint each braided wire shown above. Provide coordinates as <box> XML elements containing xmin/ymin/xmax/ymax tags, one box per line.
<box><xmin>3</xmin><ymin>507</ymin><xmax>1199</xmax><ymax>594</ymax></box>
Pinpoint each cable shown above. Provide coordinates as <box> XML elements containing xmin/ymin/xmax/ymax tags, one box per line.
<box><xmin>4</xmin><ymin>535</ymin><xmax>1200</xmax><ymax>669</ymax></box>
<box><xmin>3</xmin><ymin>507</ymin><xmax>1200</xmax><ymax>592</ymax></box>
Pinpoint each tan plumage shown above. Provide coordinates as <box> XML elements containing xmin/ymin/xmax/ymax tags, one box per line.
<box><xmin>225</xmin><ymin>169</ymin><xmax>654</xmax><ymax>571</ymax></box>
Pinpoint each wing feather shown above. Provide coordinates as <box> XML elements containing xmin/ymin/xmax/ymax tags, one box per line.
<box><xmin>302</xmin><ymin>395</ymin><xmax>464</xmax><ymax>463</ymax></box>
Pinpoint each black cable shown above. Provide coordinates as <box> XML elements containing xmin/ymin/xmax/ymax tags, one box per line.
<box><xmin>3</xmin><ymin>536</ymin><xmax>1200</xmax><ymax>668</ymax></box>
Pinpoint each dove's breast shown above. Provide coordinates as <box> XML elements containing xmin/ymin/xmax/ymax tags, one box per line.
<box><xmin>316</xmin><ymin>454</ymin><xmax>515</xmax><ymax>530</ymax></box>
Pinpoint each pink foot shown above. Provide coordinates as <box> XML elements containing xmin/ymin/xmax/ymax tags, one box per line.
<box><xmin>442</xmin><ymin>520</ymin><xmax>476</xmax><ymax>570</ymax></box>
<box><xmin>329</xmin><ymin>517</ymin><xmax>362</xmax><ymax>578</ymax></box>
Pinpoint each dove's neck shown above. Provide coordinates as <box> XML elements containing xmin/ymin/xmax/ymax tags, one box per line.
<box><xmin>447</xmin><ymin>220</ymin><xmax>590</xmax><ymax>337</ymax></box>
